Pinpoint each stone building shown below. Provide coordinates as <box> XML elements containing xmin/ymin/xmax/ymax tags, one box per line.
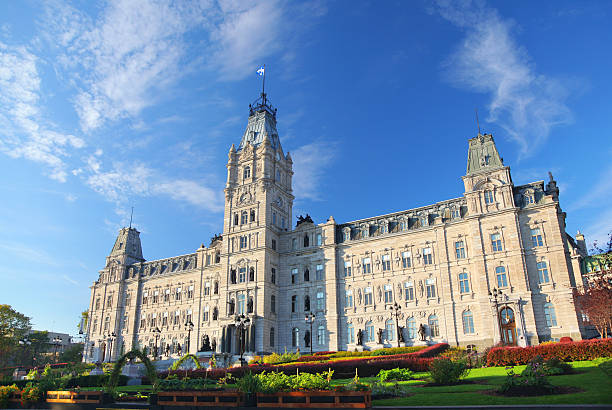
<box><xmin>83</xmin><ymin>93</ymin><xmax>588</xmax><ymax>362</ymax></box>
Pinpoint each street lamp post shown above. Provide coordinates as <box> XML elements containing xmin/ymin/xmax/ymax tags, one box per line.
<box><xmin>390</xmin><ymin>302</ymin><xmax>401</xmax><ymax>348</ymax></box>
<box><xmin>19</xmin><ymin>338</ymin><xmax>32</xmax><ymax>366</ymax></box>
<box><xmin>305</xmin><ymin>312</ymin><xmax>315</xmax><ymax>356</ymax></box>
<box><xmin>234</xmin><ymin>314</ymin><xmax>251</xmax><ymax>365</ymax></box>
<box><xmin>488</xmin><ymin>288</ymin><xmax>504</xmax><ymax>344</ymax></box>
<box><xmin>107</xmin><ymin>333</ymin><xmax>116</xmax><ymax>362</ymax></box>
<box><xmin>52</xmin><ymin>336</ymin><xmax>62</xmax><ymax>362</ymax></box>
<box><xmin>184</xmin><ymin>321</ymin><xmax>194</xmax><ymax>354</ymax></box>
<box><xmin>153</xmin><ymin>327</ymin><xmax>161</xmax><ymax>360</ymax></box>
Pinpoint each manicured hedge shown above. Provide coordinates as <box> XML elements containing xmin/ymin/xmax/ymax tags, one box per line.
<box><xmin>487</xmin><ymin>338</ymin><xmax>612</xmax><ymax>366</ymax></box>
<box><xmin>160</xmin><ymin>343</ymin><xmax>448</xmax><ymax>380</ymax></box>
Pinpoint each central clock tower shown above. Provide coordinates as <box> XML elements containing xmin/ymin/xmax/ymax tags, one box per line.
<box><xmin>221</xmin><ymin>93</ymin><xmax>294</xmax><ymax>353</ymax></box>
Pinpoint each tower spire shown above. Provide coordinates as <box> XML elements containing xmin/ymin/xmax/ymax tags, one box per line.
<box><xmin>475</xmin><ymin>108</ymin><xmax>481</xmax><ymax>135</ymax></box>
<box><xmin>129</xmin><ymin>206</ymin><xmax>134</xmax><ymax>228</ymax></box>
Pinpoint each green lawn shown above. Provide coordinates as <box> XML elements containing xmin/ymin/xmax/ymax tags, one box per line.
<box><xmin>372</xmin><ymin>361</ymin><xmax>612</xmax><ymax>406</ymax></box>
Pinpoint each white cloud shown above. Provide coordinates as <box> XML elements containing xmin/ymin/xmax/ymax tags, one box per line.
<box><xmin>0</xmin><ymin>42</ymin><xmax>85</xmax><ymax>182</ymax></box>
<box><xmin>61</xmin><ymin>274</ymin><xmax>79</xmax><ymax>286</ymax></box>
<box><xmin>291</xmin><ymin>139</ymin><xmax>336</xmax><ymax>201</ymax></box>
<box><xmin>433</xmin><ymin>0</ymin><xmax>572</xmax><ymax>156</ymax></box>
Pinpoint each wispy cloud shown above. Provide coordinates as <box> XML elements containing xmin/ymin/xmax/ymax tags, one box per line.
<box><xmin>432</xmin><ymin>0</ymin><xmax>572</xmax><ymax>156</ymax></box>
<box><xmin>61</xmin><ymin>274</ymin><xmax>79</xmax><ymax>286</ymax></box>
<box><xmin>292</xmin><ymin>139</ymin><xmax>336</xmax><ymax>201</ymax></box>
<box><xmin>0</xmin><ymin>42</ymin><xmax>85</xmax><ymax>182</ymax></box>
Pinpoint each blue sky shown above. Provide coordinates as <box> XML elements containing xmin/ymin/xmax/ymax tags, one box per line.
<box><xmin>1</xmin><ymin>0</ymin><xmax>611</xmax><ymax>337</ymax></box>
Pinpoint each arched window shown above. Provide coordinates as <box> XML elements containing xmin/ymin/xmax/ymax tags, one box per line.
<box><xmin>385</xmin><ymin>319</ymin><xmax>395</xmax><ymax>341</ymax></box>
<box><xmin>303</xmin><ymin>234</ymin><xmax>309</xmax><ymax>247</ymax></box>
<box><xmin>462</xmin><ymin>310</ymin><xmax>475</xmax><ymax>334</ymax></box>
<box><xmin>347</xmin><ymin>323</ymin><xmax>355</xmax><ymax>344</ymax></box>
<box><xmin>304</xmin><ymin>268</ymin><xmax>310</xmax><ymax>282</ymax></box>
<box><xmin>241</xmin><ymin>211</ymin><xmax>248</xmax><ymax>225</ymax></box>
<box><xmin>365</xmin><ymin>321</ymin><xmax>374</xmax><ymax>343</ymax></box>
<box><xmin>212</xmin><ymin>307</ymin><xmax>218</xmax><ymax>320</ymax></box>
<box><xmin>243</xmin><ymin>166</ymin><xmax>251</xmax><ymax>179</ymax></box>
<box><xmin>304</xmin><ymin>295</ymin><xmax>310</xmax><ymax>311</ymax></box>
<box><xmin>292</xmin><ymin>327</ymin><xmax>299</xmax><ymax>347</ymax></box>
<box><xmin>407</xmin><ymin>317</ymin><xmax>416</xmax><ymax>339</ymax></box>
<box><xmin>524</xmin><ymin>192</ymin><xmax>534</xmax><ymax>205</ymax></box>
<box><xmin>544</xmin><ymin>303</ymin><xmax>557</xmax><ymax>327</ymax></box>
<box><xmin>270</xmin><ymin>327</ymin><xmax>275</xmax><ymax>347</ymax></box>
<box><xmin>495</xmin><ymin>266</ymin><xmax>508</xmax><ymax>287</ymax></box>
<box><xmin>317</xmin><ymin>325</ymin><xmax>325</xmax><ymax>345</ymax></box>
<box><xmin>428</xmin><ymin>315</ymin><xmax>439</xmax><ymax>337</ymax></box>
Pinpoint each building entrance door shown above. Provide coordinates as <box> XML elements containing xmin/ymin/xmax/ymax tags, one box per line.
<box><xmin>500</xmin><ymin>307</ymin><xmax>517</xmax><ymax>345</ymax></box>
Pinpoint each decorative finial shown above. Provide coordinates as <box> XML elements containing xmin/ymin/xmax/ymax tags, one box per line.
<box><xmin>475</xmin><ymin>108</ymin><xmax>481</xmax><ymax>136</ymax></box>
<box><xmin>129</xmin><ymin>206</ymin><xmax>134</xmax><ymax>228</ymax></box>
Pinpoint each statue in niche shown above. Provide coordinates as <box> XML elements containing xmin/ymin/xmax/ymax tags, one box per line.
<box><xmin>357</xmin><ymin>289</ymin><xmax>362</xmax><ymax>305</ymax></box>
<box><xmin>304</xmin><ymin>330</ymin><xmax>311</xmax><ymax>348</ymax></box>
<box><xmin>230</xmin><ymin>269</ymin><xmax>237</xmax><ymax>284</ymax></box>
<box><xmin>356</xmin><ymin>329</ymin><xmax>363</xmax><ymax>346</ymax></box>
<box><xmin>377</xmin><ymin>286</ymin><xmax>382</xmax><ymax>303</ymax></box>
<box><xmin>201</xmin><ymin>335</ymin><xmax>211</xmax><ymax>351</ymax></box>
<box><xmin>249</xmin><ymin>267</ymin><xmax>255</xmax><ymax>282</ymax></box>
<box><xmin>247</xmin><ymin>297</ymin><xmax>253</xmax><ymax>314</ymax></box>
<box><xmin>377</xmin><ymin>328</ymin><xmax>384</xmax><ymax>344</ymax></box>
<box><xmin>398</xmin><ymin>326</ymin><xmax>405</xmax><ymax>342</ymax></box>
<box><xmin>418</xmin><ymin>324</ymin><xmax>427</xmax><ymax>341</ymax></box>
<box><xmin>211</xmin><ymin>338</ymin><xmax>217</xmax><ymax>352</ymax></box>
<box><xmin>418</xmin><ymin>280</ymin><xmax>424</xmax><ymax>298</ymax></box>
<box><xmin>397</xmin><ymin>283</ymin><xmax>403</xmax><ymax>300</ymax></box>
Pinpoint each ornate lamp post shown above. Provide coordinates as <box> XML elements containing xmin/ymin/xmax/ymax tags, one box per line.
<box><xmin>488</xmin><ymin>288</ymin><xmax>504</xmax><ymax>344</ymax></box>
<box><xmin>234</xmin><ymin>314</ymin><xmax>251</xmax><ymax>365</ymax></box>
<box><xmin>152</xmin><ymin>327</ymin><xmax>161</xmax><ymax>360</ymax></box>
<box><xmin>108</xmin><ymin>332</ymin><xmax>116</xmax><ymax>362</ymax></box>
<box><xmin>390</xmin><ymin>302</ymin><xmax>401</xmax><ymax>348</ymax></box>
<box><xmin>305</xmin><ymin>312</ymin><xmax>315</xmax><ymax>356</ymax></box>
<box><xmin>19</xmin><ymin>338</ymin><xmax>32</xmax><ymax>366</ymax></box>
<box><xmin>184</xmin><ymin>321</ymin><xmax>194</xmax><ymax>354</ymax></box>
<box><xmin>52</xmin><ymin>336</ymin><xmax>62</xmax><ymax>362</ymax></box>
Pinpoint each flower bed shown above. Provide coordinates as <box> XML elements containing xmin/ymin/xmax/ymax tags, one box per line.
<box><xmin>487</xmin><ymin>338</ymin><xmax>612</xmax><ymax>366</ymax></box>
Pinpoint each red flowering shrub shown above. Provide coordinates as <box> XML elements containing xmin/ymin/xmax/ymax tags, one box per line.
<box><xmin>560</xmin><ymin>337</ymin><xmax>573</xmax><ymax>343</ymax></box>
<box><xmin>314</xmin><ymin>351</ymin><xmax>335</xmax><ymax>356</ymax></box>
<box><xmin>487</xmin><ymin>338</ymin><xmax>612</xmax><ymax>366</ymax></box>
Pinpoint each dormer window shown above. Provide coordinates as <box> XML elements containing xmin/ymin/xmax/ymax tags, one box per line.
<box><xmin>484</xmin><ymin>190</ymin><xmax>495</xmax><ymax>204</ymax></box>
<box><xmin>524</xmin><ymin>193</ymin><xmax>534</xmax><ymax>204</ymax></box>
<box><xmin>243</xmin><ymin>166</ymin><xmax>251</xmax><ymax>179</ymax></box>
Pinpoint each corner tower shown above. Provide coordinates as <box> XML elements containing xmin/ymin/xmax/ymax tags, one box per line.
<box><xmin>222</xmin><ymin>92</ymin><xmax>294</xmax><ymax>353</ymax></box>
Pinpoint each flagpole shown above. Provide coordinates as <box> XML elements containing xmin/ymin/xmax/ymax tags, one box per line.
<box><xmin>262</xmin><ymin>64</ymin><xmax>266</xmax><ymax>99</ymax></box>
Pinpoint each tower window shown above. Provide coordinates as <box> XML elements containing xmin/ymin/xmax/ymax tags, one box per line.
<box><xmin>423</xmin><ymin>247</ymin><xmax>433</xmax><ymax>265</ymax></box>
<box><xmin>496</xmin><ymin>266</ymin><xmax>508</xmax><ymax>287</ymax></box>
<box><xmin>291</xmin><ymin>295</ymin><xmax>297</xmax><ymax>313</ymax></box>
<box><xmin>531</xmin><ymin>228</ymin><xmax>543</xmax><ymax>247</ymax></box>
<box><xmin>243</xmin><ymin>166</ymin><xmax>251</xmax><ymax>179</ymax></box>
<box><xmin>455</xmin><ymin>241</ymin><xmax>466</xmax><ymax>259</ymax></box>
<box><xmin>271</xmin><ymin>267</ymin><xmax>276</xmax><ymax>284</ymax></box>
<box><xmin>426</xmin><ymin>278</ymin><xmax>436</xmax><ymax>298</ymax></box>
<box><xmin>491</xmin><ymin>233</ymin><xmax>503</xmax><ymax>252</ymax></box>
<box><xmin>484</xmin><ymin>190</ymin><xmax>495</xmax><ymax>204</ymax></box>
<box><xmin>271</xmin><ymin>239</ymin><xmax>277</xmax><ymax>250</ymax></box>
<box><xmin>241</xmin><ymin>211</ymin><xmax>248</xmax><ymax>225</ymax></box>
<box><xmin>233</xmin><ymin>213</ymin><xmax>238</xmax><ymax>226</ymax></box>
<box><xmin>459</xmin><ymin>272</ymin><xmax>470</xmax><ymax>293</ymax></box>
<box><xmin>382</xmin><ymin>254</ymin><xmax>391</xmax><ymax>271</ymax></box>
<box><xmin>304</xmin><ymin>268</ymin><xmax>310</xmax><ymax>282</ymax></box>
<box><xmin>271</xmin><ymin>295</ymin><xmax>276</xmax><ymax>313</ymax></box>
<box><xmin>537</xmin><ymin>261</ymin><xmax>550</xmax><ymax>283</ymax></box>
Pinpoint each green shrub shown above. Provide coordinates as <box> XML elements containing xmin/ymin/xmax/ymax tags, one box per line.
<box><xmin>377</xmin><ymin>368</ymin><xmax>414</xmax><ymax>382</ymax></box>
<box><xmin>21</xmin><ymin>383</ymin><xmax>42</xmax><ymax>404</ymax></box>
<box><xmin>157</xmin><ymin>378</ymin><xmax>214</xmax><ymax>391</ymax></box>
<box><xmin>428</xmin><ymin>358</ymin><xmax>469</xmax><ymax>385</ymax></box>
<box><xmin>236</xmin><ymin>372</ymin><xmax>261</xmax><ymax>394</ymax></box>
<box><xmin>256</xmin><ymin>371</ymin><xmax>292</xmax><ymax>394</ymax></box>
<box><xmin>254</xmin><ymin>370</ymin><xmax>332</xmax><ymax>393</ymax></box>
<box><xmin>262</xmin><ymin>350</ymin><xmax>301</xmax><ymax>365</ymax></box>
<box><xmin>543</xmin><ymin>357</ymin><xmax>572</xmax><ymax>375</ymax></box>
<box><xmin>369</xmin><ymin>381</ymin><xmax>411</xmax><ymax>398</ymax></box>
<box><xmin>371</xmin><ymin>346</ymin><xmax>425</xmax><ymax>356</ymax></box>
<box><xmin>500</xmin><ymin>357</ymin><xmax>554</xmax><ymax>396</ymax></box>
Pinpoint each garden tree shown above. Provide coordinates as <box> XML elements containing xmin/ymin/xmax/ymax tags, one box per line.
<box><xmin>58</xmin><ymin>343</ymin><xmax>84</xmax><ymax>363</ymax></box>
<box><xmin>574</xmin><ymin>232</ymin><xmax>612</xmax><ymax>338</ymax></box>
<box><xmin>27</xmin><ymin>331</ymin><xmax>49</xmax><ymax>366</ymax></box>
<box><xmin>0</xmin><ymin>305</ymin><xmax>32</xmax><ymax>368</ymax></box>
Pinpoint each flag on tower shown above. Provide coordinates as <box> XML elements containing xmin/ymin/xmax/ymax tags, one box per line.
<box><xmin>257</xmin><ymin>66</ymin><xmax>265</xmax><ymax>76</ymax></box>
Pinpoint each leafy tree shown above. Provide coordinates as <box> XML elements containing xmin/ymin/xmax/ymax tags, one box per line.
<box><xmin>58</xmin><ymin>343</ymin><xmax>84</xmax><ymax>363</ymax></box>
<box><xmin>26</xmin><ymin>331</ymin><xmax>49</xmax><ymax>366</ymax></box>
<box><xmin>574</xmin><ymin>232</ymin><xmax>612</xmax><ymax>338</ymax></box>
<box><xmin>0</xmin><ymin>305</ymin><xmax>31</xmax><ymax>368</ymax></box>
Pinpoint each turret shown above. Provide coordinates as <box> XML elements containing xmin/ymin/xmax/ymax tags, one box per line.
<box><xmin>106</xmin><ymin>227</ymin><xmax>144</xmax><ymax>267</ymax></box>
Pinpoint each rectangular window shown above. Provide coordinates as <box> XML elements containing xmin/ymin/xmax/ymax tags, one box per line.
<box><xmin>491</xmin><ymin>233</ymin><xmax>503</xmax><ymax>252</ymax></box>
<box><xmin>404</xmin><ymin>282</ymin><xmax>414</xmax><ymax>301</ymax></box>
<box><xmin>291</xmin><ymin>295</ymin><xmax>297</xmax><ymax>313</ymax></box>
<box><xmin>204</xmin><ymin>282</ymin><xmax>210</xmax><ymax>296</ymax></box>
<box><xmin>484</xmin><ymin>190</ymin><xmax>495</xmax><ymax>204</ymax></box>
<box><xmin>271</xmin><ymin>295</ymin><xmax>276</xmax><ymax>313</ymax></box>
<box><xmin>537</xmin><ymin>261</ymin><xmax>550</xmax><ymax>283</ymax></box>
<box><xmin>345</xmin><ymin>290</ymin><xmax>353</xmax><ymax>308</ymax></box>
<box><xmin>292</xmin><ymin>238</ymin><xmax>297</xmax><ymax>250</ymax></box>
<box><xmin>240</xmin><ymin>236</ymin><xmax>247</xmax><ymax>249</ymax></box>
<box><xmin>455</xmin><ymin>241</ymin><xmax>466</xmax><ymax>259</ymax></box>
<box><xmin>237</xmin><ymin>295</ymin><xmax>245</xmax><ymax>315</ymax></box>
<box><xmin>459</xmin><ymin>272</ymin><xmax>470</xmax><ymax>293</ymax></box>
<box><xmin>364</xmin><ymin>287</ymin><xmax>373</xmax><ymax>305</ymax></box>
<box><xmin>291</xmin><ymin>268</ymin><xmax>298</xmax><ymax>284</ymax></box>
<box><xmin>164</xmin><ymin>289</ymin><xmax>170</xmax><ymax>302</ymax></box>
<box><xmin>271</xmin><ymin>239</ymin><xmax>277</xmax><ymax>250</ymax></box>
<box><xmin>382</xmin><ymin>254</ymin><xmax>391</xmax><ymax>271</ymax></box>
<box><xmin>348</xmin><ymin>325</ymin><xmax>355</xmax><ymax>344</ymax></box>
<box><xmin>316</xmin><ymin>233</ymin><xmax>322</xmax><ymax>246</ymax></box>
<box><xmin>239</xmin><ymin>267</ymin><xmax>246</xmax><ymax>283</ymax></box>
<box><xmin>384</xmin><ymin>284</ymin><xmax>393</xmax><ymax>303</ymax></box>
<box><xmin>95</xmin><ymin>298</ymin><xmax>100</xmax><ymax>310</ymax></box>
<box><xmin>531</xmin><ymin>228</ymin><xmax>543</xmax><ymax>247</ymax></box>
<box><xmin>362</xmin><ymin>257</ymin><xmax>371</xmax><ymax>274</ymax></box>
<box><xmin>401</xmin><ymin>251</ymin><xmax>411</xmax><ymax>268</ymax></box>
<box><xmin>423</xmin><ymin>248</ymin><xmax>433</xmax><ymax>265</ymax></box>
<box><xmin>152</xmin><ymin>291</ymin><xmax>159</xmax><ymax>303</ymax></box>
<box><xmin>187</xmin><ymin>285</ymin><xmax>194</xmax><ymax>299</ymax></box>
<box><xmin>175</xmin><ymin>288</ymin><xmax>182</xmax><ymax>301</ymax></box>
<box><xmin>174</xmin><ymin>310</ymin><xmax>180</xmax><ymax>325</ymax></box>
<box><xmin>316</xmin><ymin>264</ymin><xmax>324</xmax><ymax>281</ymax></box>
<box><xmin>203</xmin><ymin>306</ymin><xmax>209</xmax><ymax>322</ymax></box>
<box><xmin>186</xmin><ymin>309</ymin><xmax>192</xmax><ymax>323</ymax></box>
<box><xmin>140</xmin><ymin>318</ymin><xmax>145</xmax><ymax>329</ymax></box>
<box><xmin>281</xmin><ymin>217</ymin><xmax>286</xmax><ymax>229</ymax></box>
<box><xmin>125</xmin><ymin>293</ymin><xmax>131</xmax><ymax>307</ymax></box>
<box><xmin>496</xmin><ymin>266</ymin><xmax>508</xmax><ymax>288</ymax></box>
<box><xmin>271</xmin><ymin>267</ymin><xmax>276</xmax><ymax>284</ymax></box>
<box><xmin>343</xmin><ymin>261</ymin><xmax>352</xmax><ymax>277</ymax></box>
<box><xmin>426</xmin><ymin>278</ymin><xmax>436</xmax><ymax>298</ymax></box>
<box><xmin>452</xmin><ymin>209</ymin><xmax>461</xmax><ymax>219</ymax></box>
<box><xmin>316</xmin><ymin>291</ymin><xmax>324</xmax><ymax>310</ymax></box>
<box><xmin>162</xmin><ymin>312</ymin><xmax>168</xmax><ymax>326</ymax></box>
<box><xmin>107</xmin><ymin>295</ymin><xmax>113</xmax><ymax>308</ymax></box>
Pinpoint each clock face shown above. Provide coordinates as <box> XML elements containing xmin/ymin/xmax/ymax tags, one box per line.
<box><xmin>239</xmin><ymin>192</ymin><xmax>252</xmax><ymax>203</ymax></box>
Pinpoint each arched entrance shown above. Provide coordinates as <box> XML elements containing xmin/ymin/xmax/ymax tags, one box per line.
<box><xmin>500</xmin><ymin>307</ymin><xmax>517</xmax><ymax>345</ymax></box>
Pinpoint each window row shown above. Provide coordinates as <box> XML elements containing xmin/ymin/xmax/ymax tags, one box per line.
<box><xmin>291</xmin><ymin>233</ymin><xmax>323</xmax><ymax>250</ymax></box>
<box><xmin>230</xmin><ymin>267</ymin><xmax>255</xmax><ymax>284</ymax></box>
<box><xmin>233</xmin><ymin>209</ymin><xmax>257</xmax><ymax>226</ymax></box>
<box><xmin>142</xmin><ymin>286</ymin><xmax>194</xmax><ymax>304</ymax></box>
<box><xmin>291</xmin><ymin>325</ymin><xmax>326</xmax><ymax>347</ymax></box>
<box><xmin>291</xmin><ymin>264</ymin><xmax>325</xmax><ymax>284</ymax></box>
<box><xmin>228</xmin><ymin>294</ymin><xmax>255</xmax><ymax>315</ymax></box>
<box><xmin>291</xmin><ymin>292</ymin><xmax>325</xmax><ymax>313</ymax></box>
<box><xmin>139</xmin><ymin>309</ymin><xmax>194</xmax><ymax>329</ymax></box>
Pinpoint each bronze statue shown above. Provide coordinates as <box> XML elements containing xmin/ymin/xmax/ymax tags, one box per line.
<box><xmin>211</xmin><ymin>338</ymin><xmax>217</xmax><ymax>352</ymax></box>
<box><xmin>418</xmin><ymin>324</ymin><xmax>427</xmax><ymax>341</ymax></box>
<box><xmin>357</xmin><ymin>329</ymin><xmax>363</xmax><ymax>346</ymax></box>
<box><xmin>398</xmin><ymin>326</ymin><xmax>405</xmax><ymax>342</ymax></box>
<box><xmin>377</xmin><ymin>328</ymin><xmax>384</xmax><ymax>344</ymax></box>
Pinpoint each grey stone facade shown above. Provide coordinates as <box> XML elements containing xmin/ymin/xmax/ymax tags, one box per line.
<box><xmin>83</xmin><ymin>95</ymin><xmax>588</xmax><ymax>362</ymax></box>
